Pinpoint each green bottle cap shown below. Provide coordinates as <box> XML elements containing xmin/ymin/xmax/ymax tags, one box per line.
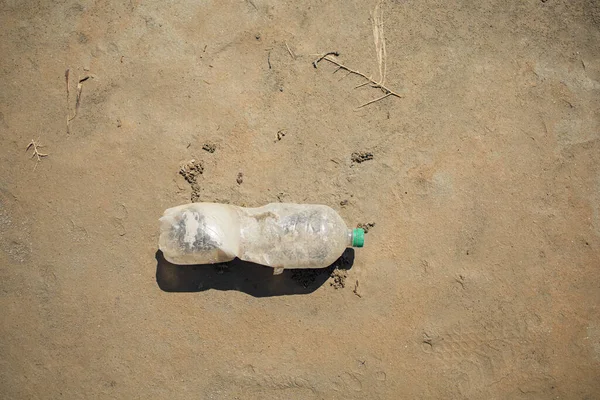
<box><xmin>352</xmin><ymin>228</ymin><xmax>365</xmax><ymax>247</ymax></box>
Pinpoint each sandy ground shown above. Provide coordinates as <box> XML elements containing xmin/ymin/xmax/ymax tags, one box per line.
<box><xmin>1</xmin><ymin>0</ymin><xmax>600</xmax><ymax>398</ymax></box>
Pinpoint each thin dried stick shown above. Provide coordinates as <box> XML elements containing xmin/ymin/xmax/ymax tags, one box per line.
<box><xmin>246</xmin><ymin>0</ymin><xmax>258</xmax><ymax>11</ymax></box>
<box><xmin>66</xmin><ymin>69</ymin><xmax>70</xmax><ymax>133</ymax></box>
<box><xmin>312</xmin><ymin>51</ymin><xmax>339</xmax><ymax>68</ymax></box>
<box><xmin>65</xmin><ymin>69</ymin><xmax>70</xmax><ymax>98</ymax></box>
<box><xmin>339</xmin><ymin>71</ymin><xmax>353</xmax><ymax>81</ymax></box>
<box><xmin>353</xmin><ymin>280</ymin><xmax>362</xmax><ymax>298</ymax></box>
<box><xmin>357</xmin><ymin>92</ymin><xmax>392</xmax><ymax>108</ymax></box>
<box><xmin>315</xmin><ymin>55</ymin><xmax>402</xmax><ymax>98</ymax></box>
<box><xmin>285</xmin><ymin>42</ymin><xmax>296</xmax><ymax>59</ymax></box>
<box><xmin>354</xmin><ymin>81</ymin><xmax>372</xmax><ymax>89</ymax></box>
<box><xmin>26</xmin><ymin>139</ymin><xmax>48</xmax><ymax>170</ymax></box>
<box><xmin>372</xmin><ymin>1</ymin><xmax>387</xmax><ymax>85</ymax></box>
<box><xmin>68</xmin><ymin>75</ymin><xmax>90</xmax><ymax>123</ymax></box>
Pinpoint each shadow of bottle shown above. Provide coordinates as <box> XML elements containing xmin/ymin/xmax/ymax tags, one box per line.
<box><xmin>155</xmin><ymin>248</ymin><xmax>355</xmax><ymax>297</ymax></box>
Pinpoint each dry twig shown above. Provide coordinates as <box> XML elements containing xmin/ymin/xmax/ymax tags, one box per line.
<box><xmin>312</xmin><ymin>51</ymin><xmax>339</xmax><ymax>68</ymax></box>
<box><xmin>246</xmin><ymin>0</ymin><xmax>258</xmax><ymax>11</ymax></box>
<box><xmin>65</xmin><ymin>69</ymin><xmax>70</xmax><ymax>98</ymax></box>
<box><xmin>65</xmin><ymin>69</ymin><xmax>70</xmax><ymax>132</ymax></box>
<box><xmin>26</xmin><ymin>139</ymin><xmax>48</xmax><ymax>170</ymax></box>
<box><xmin>285</xmin><ymin>42</ymin><xmax>296</xmax><ymax>59</ymax></box>
<box><xmin>372</xmin><ymin>0</ymin><xmax>387</xmax><ymax>85</ymax></box>
<box><xmin>314</xmin><ymin>54</ymin><xmax>402</xmax><ymax>100</ymax></box>
<box><xmin>358</xmin><ymin>92</ymin><xmax>392</xmax><ymax>108</ymax></box>
<box><xmin>67</xmin><ymin>73</ymin><xmax>91</xmax><ymax>132</ymax></box>
<box><xmin>313</xmin><ymin>1</ymin><xmax>400</xmax><ymax>108</ymax></box>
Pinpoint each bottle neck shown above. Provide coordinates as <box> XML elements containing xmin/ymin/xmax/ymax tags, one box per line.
<box><xmin>348</xmin><ymin>228</ymin><xmax>364</xmax><ymax>248</ymax></box>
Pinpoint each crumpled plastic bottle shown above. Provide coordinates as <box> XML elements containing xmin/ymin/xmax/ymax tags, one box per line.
<box><xmin>159</xmin><ymin>202</ymin><xmax>364</xmax><ymax>274</ymax></box>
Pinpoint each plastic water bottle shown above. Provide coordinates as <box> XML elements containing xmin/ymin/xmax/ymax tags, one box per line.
<box><xmin>158</xmin><ymin>202</ymin><xmax>364</xmax><ymax>274</ymax></box>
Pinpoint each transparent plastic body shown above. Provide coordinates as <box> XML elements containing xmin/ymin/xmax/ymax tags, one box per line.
<box><xmin>159</xmin><ymin>203</ymin><xmax>355</xmax><ymax>272</ymax></box>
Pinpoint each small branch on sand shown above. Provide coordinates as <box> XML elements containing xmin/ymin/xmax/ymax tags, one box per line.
<box><xmin>314</xmin><ymin>53</ymin><xmax>402</xmax><ymax>102</ymax></box>
<box><xmin>357</xmin><ymin>92</ymin><xmax>392</xmax><ymax>108</ymax></box>
<box><xmin>65</xmin><ymin>69</ymin><xmax>70</xmax><ymax>133</ymax></box>
<box><xmin>314</xmin><ymin>3</ymin><xmax>398</xmax><ymax>108</ymax></box>
<box><xmin>26</xmin><ymin>139</ymin><xmax>48</xmax><ymax>170</ymax></box>
<box><xmin>312</xmin><ymin>51</ymin><xmax>340</xmax><ymax>68</ymax></box>
<box><xmin>66</xmin><ymin>73</ymin><xmax>92</xmax><ymax>132</ymax></box>
<box><xmin>285</xmin><ymin>42</ymin><xmax>296</xmax><ymax>59</ymax></box>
